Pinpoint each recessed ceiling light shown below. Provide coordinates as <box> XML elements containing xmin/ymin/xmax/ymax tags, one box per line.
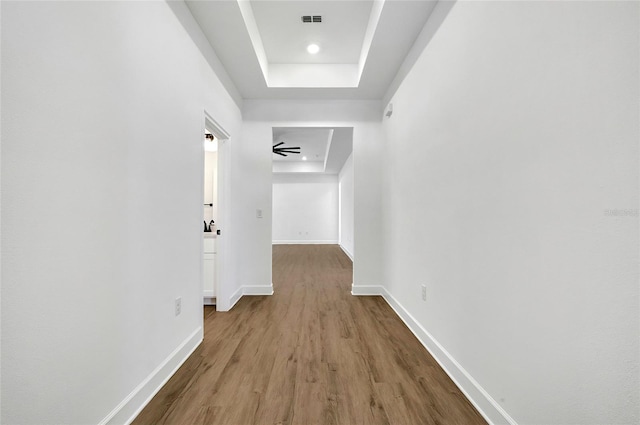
<box><xmin>302</xmin><ymin>156</ymin><xmax>307</xmax><ymax>161</ymax></box>
<box><xmin>307</xmin><ymin>44</ymin><xmax>320</xmax><ymax>54</ymax></box>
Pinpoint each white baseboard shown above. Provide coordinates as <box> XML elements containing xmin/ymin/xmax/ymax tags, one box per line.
<box><xmin>242</xmin><ymin>284</ymin><xmax>274</xmax><ymax>296</ymax></box>
<box><xmin>203</xmin><ymin>290</ymin><xmax>215</xmax><ymax>306</ymax></box>
<box><xmin>229</xmin><ymin>286</ymin><xmax>243</xmax><ymax>309</ymax></box>
<box><xmin>351</xmin><ymin>284</ymin><xmax>385</xmax><ymax>296</ymax></box>
<box><xmin>379</xmin><ymin>288</ymin><xmax>517</xmax><ymax>425</ymax></box>
<box><xmin>272</xmin><ymin>240</ymin><xmax>338</xmax><ymax>245</ymax></box>
<box><xmin>339</xmin><ymin>244</ymin><xmax>354</xmax><ymax>261</ymax></box>
<box><xmin>100</xmin><ymin>327</ymin><xmax>203</xmax><ymax>425</ymax></box>
<box><xmin>227</xmin><ymin>284</ymin><xmax>274</xmax><ymax>310</ymax></box>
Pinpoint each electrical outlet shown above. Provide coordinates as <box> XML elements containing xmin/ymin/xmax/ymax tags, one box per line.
<box><xmin>175</xmin><ymin>297</ymin><xmax>182</xmax><ymax>316</ymax></box>
<box><xmin>421</xmin><ymin>285</ymin><xmax>427</xmax><ymax>301</ymax></box>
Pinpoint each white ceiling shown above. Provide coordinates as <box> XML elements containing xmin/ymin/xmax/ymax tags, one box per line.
<box><xmin>185</xmin><ymin>0</ymin><xmax>438</xmax><ymax>100</ymax></box>
<box><xmin>272</xmin><ymin>128</ymin><xmax>332</xmax><ymax>162</ymax></box>
<box><xmin>272</xmin><ymin>127</ymin><xmax>353</xmax><ymax>174</ymax></box>
<box><xmin>251</xmin><ymin>1</ymin><xmax>372</xmax><ymax>64</ymax></box>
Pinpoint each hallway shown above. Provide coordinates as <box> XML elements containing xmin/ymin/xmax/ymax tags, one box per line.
<box><xmin>133</xmin><ymin>245</ymin><xmax>486</xmax><ymax>424</ymax></box>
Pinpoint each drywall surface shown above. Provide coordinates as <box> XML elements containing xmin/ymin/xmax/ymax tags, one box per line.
<box><xmin>231</xmin><ymin>120</ymin><xmax>273</xmax><ymax>291</ymax></box>
<box><xmin>339</xmin><ymin>153</ymin><xmax>355</xmax><ymax>259</ymax></box>
<box><xmin>204</xmin><ymin>151</ymin><xmax>218</xmax><ymax>224</ymax></box>
<box><xmin>242</xmin><ymin>99</ymin><xmax>384</xmax><ymax>289</ymax></box>
<box><xmin>272</xmin><ymin>161</ymin><xmax>324</xmax><ymax>173</ymax></box>
<box><xmin>272</xmin><ymin>173</ymin><xmax>339</xmax><ymax>243</ymax></box>
<box><xmin>1</xmin><ymin>1</ymin><xmax>242</xmax><ymax>424</ymax></box>
<box><xmin>382</xmin><ymin>1</ymin><xmax>639</xmax><ymax>424</ymax></box>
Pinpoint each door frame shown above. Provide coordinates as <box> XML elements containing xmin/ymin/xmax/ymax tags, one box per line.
<box><xmin>204</xmin><ymin>111</ymin><xmax>232</xmax><ymax>311</ymax></box>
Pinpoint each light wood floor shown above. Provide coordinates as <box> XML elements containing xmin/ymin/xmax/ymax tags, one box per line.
<box><xmin>133</xmin><ymin>245</ymin><xmax>487</xmax><ymax>425</ymax></box>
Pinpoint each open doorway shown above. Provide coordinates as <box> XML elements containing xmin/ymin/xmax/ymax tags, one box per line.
<box><xmin>203</xmin><ymin>129</ymin><xmax>218</xmax><ymax>306</ymax></box>
<box><xmin>270</xmin><ymin>126</ymin><xmax>354</xmax><ymax>280</ymax></box>
<box><xmin>203</xmin><ymin>112</ymin><xmax>232</xmax><ymax>311</ymax></box>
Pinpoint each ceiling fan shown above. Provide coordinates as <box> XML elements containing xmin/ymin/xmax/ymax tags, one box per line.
<box><xmin>272</xmin><ymin>141</ymin><xmax>301</xmax><ymax>157</ymax></box>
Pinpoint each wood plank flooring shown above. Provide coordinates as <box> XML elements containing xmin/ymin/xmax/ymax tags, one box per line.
<box><xmin>132</xmin><ymin>245</ymin><xmax>487</xmax><ymax>425</ymax></box>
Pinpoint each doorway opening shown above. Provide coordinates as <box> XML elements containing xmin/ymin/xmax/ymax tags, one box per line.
<box><xmin>203</xmin><ymin>112</ymin><xmax>231</xmax><ymax>311</ymax></box>
<box><xmin>203</xmin><ymin>129</ymin><xmax>218</xmax><ymax>306</ymax></box>
<box><xmin>270</xmin><ymin>126</ymin><xmax>354</xmax><ymax>283</ymax></box>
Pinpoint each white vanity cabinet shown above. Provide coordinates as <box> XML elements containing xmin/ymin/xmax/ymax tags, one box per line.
<box><xmin>203</xmin><ymin>236</ymin><xmax>216</xmax><ymax>305</ymax></box>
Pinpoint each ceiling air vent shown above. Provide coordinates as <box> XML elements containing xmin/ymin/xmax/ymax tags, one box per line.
<box><xmin>301</xmin><ymin>15</ymin><xmax>322</xmax><ymax>23</ymax></box>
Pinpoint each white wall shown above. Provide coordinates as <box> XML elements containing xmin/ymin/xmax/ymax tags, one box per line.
<box><xmin>1</xmin><ymin>1</ymin><xmax>243</xmax><ymax>424</ymax></box>
<box><xmin>204</xmin><ymin>151</ymin><xmax>218</xmax><ymax>224</ymax></box>
<box><xmin>339</xmin><ymin>153</ymin><xmax>354</xmax><ymax>259</ymax></box>
<box><xmin>272</xmin><ymin>160</ymin><xmax>324</xmax><ymax>173</ymax></box>
<box><xmin>382</xmin><ymin>1</ymin><xmax>639</xmax><ymax>424</ymax></box>
<box><xmin>230</xmin><ymin>120</ymin><xmax>273</xmax><ymax>292</ymax></box>
<box><xmin>272</xmin><ymin>173</ymin><xmax>338</xmax><ymax>244</ymax></box>
<box><xmin>242</xmin><ymin>100</ymin><xmax>384</xmax><ymax>290</ymax></box>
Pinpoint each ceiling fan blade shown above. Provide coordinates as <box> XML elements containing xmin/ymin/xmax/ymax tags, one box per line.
<box><xmin>274</xmin><ymin>151</ymin><xmax>287</xmax><ymax>157</ymax></box>
<box><xmin>272</xmin><ymin>142</ymin><xmax>284</xmax><ymax>148</ymax></box>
